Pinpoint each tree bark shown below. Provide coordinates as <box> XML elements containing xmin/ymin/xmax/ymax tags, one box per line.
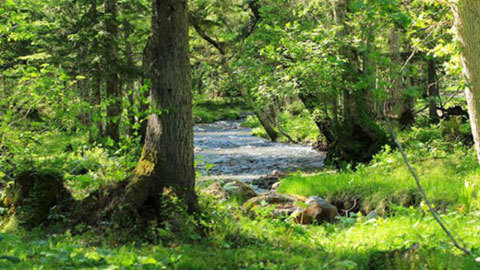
<box><xmin>388</xmin><ymin>27</ymin><xmax>402</xmax><ymax>116</ymax></box>
<box><xmin>453</xmin><ymin>1</ymin><xmax>480</xmax><ymax>164</ymax></box>
<box><xmin>123</xmin><ymin>0</ymin><xmax>198</xmax><ymax>212</ymax></box>
<box><xmin>105</xmin><ymin>0</ymin><xmax>121</xmax><ymax>143</ymax></box>
<box><xmin>90</xmin><ymin>0</ymin><xmax>104</xmax><ymax>137</ymax></box>
<box><xmin>427</xmin><ymin>58</ymin><xmax>439</xmax><ymax>123</ymax></box>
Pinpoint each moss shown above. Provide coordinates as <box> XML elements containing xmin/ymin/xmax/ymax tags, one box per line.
<box><xmin>2</xmin><ymin>170</ymin><xmax>72</xmax><ymax>228</ymax></box>
<box><xmin>133</xmin><ymin>149</ymin><xmax>156</xmax><ymax>177</ymax></box>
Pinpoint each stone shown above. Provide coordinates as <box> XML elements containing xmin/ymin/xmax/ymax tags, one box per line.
<box><xmin>292</xmin><ymin>196</ymin><xmax>338</xmax><ymax>224</ymax></box>
<box><xmin>201</xmin><ymin>181</ymin><xmax>225</xmax><ymax>198</ymax></box>
<box><xmin>201</xmin><ymin>180</ymin><xmax>257</xmax><ymax>202</ymax></box>
<box><xmin>252</xmin><ymin>170</ymin><xmax>287</xmax><ymax>189</ymax></box>
<box><xmin>366</xmin><ymin>210</ymin><xmax>377</xmax><ymax>219</ymax></box>
<box><xmin>243</xmin><ymin>192</ymin><xmax>306</xmax><ymax>218</ymax></box>
<box><xmin>223</xmin><ymin>180</ymin><xmax>257</xmax><ymax>201</ymax></box>
<box><xmin>271</xmin><ymin>181</ymin><xmax>281</xmax><ymax>190</ymax></box>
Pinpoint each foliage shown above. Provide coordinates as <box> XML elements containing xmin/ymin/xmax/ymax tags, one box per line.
<box><xmin>278</xmin><ymin>125</ymin><xmax>480</xmax><ymax>214</ymax></box>
<box><xmin>242</xmin><ymin>110</ymin><xmax>320</xmax><ymax>144</ymax></box>
<box><xmin>1</xmin><ymin>193</ymin><xmax>479</xmax><ymax>269</ymax></box>
<box><xmin>192</xmin><ymin>97</ymin><xmax>248</xmax><ymax>124</ymax></box>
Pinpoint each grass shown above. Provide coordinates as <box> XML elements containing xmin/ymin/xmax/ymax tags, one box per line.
<box><xmin>192</xmin><ymin>99</ymin><xmax>250</xmax><ymax>124</ymax></box>
<box><xmin>1</xmin><ymin>196</ymin><xmax>479</xmax><ymax>269</ymax></box>
<box><xmin>278</xmin><ymin>145</ymin><xmax>480</xmax><ymax>214</ymax></box>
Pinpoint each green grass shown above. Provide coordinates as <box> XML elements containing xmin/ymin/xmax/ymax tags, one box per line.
<box><xmin>1</xmin><ymin>196</ymin><xmax>479</xmax><ymax>269</ymax></box>
<box><xmin>192</xmin><ymin>99</ymin><xmax>249</xmax><ymax>124</ymax></box>
<box><xmin>278</xmin><ymin>148</ymin><xmax>480</xmax><ymax>214</ymax></box>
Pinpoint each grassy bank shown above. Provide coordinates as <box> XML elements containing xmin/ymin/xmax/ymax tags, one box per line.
<box><xmin>193</xmin><ymin>99</ymin><xmax>250</xmax><ymax>124</ymax></box>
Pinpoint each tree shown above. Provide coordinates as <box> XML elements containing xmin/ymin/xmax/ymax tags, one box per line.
<box><xmin>453</xmin><ymin>1</ymin><xmax>480</xmax><ymax>164</ymax></box>
<box><xmin>122</xmin><ymin>0</ymin><xmax>198</xmax><ymax>212</ymax></box>
<box><xmin>104</xmin><ymin>0</ymin><xmax>122</xmax><ymax>143</ymax></box>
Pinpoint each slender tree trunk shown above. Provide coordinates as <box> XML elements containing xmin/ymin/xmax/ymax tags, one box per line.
<box><xmin>124</xmin><ymin>23</ymin><xmax>137</xmax><ymax>137</ymax></box>
<box><xmin>427</xmin><ymin>58</ymin><xmax>439</xmax><ymax>123</ymax></box>
<box><xmin>388</xmin><ymin>27</ymin><xmax>402</xmax><ymax>116</ymax></box>
<box><xmin>90</xmin><ymin>0</ymin><xmax>104</xmax><ymax>137</ymax></box>
<box><xmin>124</xmin><ymin>0</ymin><xmax>198</xmax><ymax>212</ymax></box>
<box><xmin>453</xmin><ymin>1</ymin><xmax>480</xmax><ymax>164</ymax></box>
<box><xmin>222</xmin><ymin>61</ymin><xmax>279</xmax><ymax>141</ymax></box>
<box><xmin>105</xmin><ymin>0</ymin><xmax>121</xmax><ymax>143</ymax></box>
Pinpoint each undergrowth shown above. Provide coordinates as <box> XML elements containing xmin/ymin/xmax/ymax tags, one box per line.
<box><xmin>192</xmin><ymin>98</ymin><xmax>249</xmax><ymax>124</ymax></box>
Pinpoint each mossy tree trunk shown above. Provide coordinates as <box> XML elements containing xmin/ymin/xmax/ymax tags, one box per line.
<box><xmin>453</xmin><ymin>1</ymin><xmax>480</xmax><ymax>164</ymax></box>
<box><xmin>122</xmin><ymin>0</ymin><xmax>198</xmax><ymax>212</ymax></box>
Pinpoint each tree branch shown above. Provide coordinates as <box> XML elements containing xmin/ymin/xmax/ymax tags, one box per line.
<box><xmin>189</xmin><ymin>13</ymin><xmax>225</xmax><ymax>55</ymax></box>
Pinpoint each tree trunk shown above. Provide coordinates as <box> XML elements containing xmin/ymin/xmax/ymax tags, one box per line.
<box><xmin>123</xmin><ymin>0</ymin><xmax>198</xmax><ymax>212</ymax></box>
<box><xmin>222</xmin><ymin>61</ymin><xmax>279</xmax><ymax>141</ymax></box>
<box><xmin>105</xmin><ymin>0</ymin><xmax>121</xmax><ymax>143</ymax></box>
<box><xmin>427</xmin><ymin>58</ymin><xmax>439</xmax><ymax>123</ymax></box>
<box><xmin>90</xmin><ymin>0</ymin><xmax>104</xmax><ymax>138</ymax></box>
<box><xmin>330</xmin><ymin>0</ymin><xmax>388</xmax><ymax>163</ymax></box>
<box><xmin>453</xmin><ymin>1</ymin><xmax>480</xmax><ymax>164</ymax></box>
<box><xmin>388</xmin><ymin>27</ymin><xmax>402</xmax><ymax>116</ymax></box>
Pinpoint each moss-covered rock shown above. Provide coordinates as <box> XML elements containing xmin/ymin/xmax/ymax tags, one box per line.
<box><xmin>2</xmin><ymin>170</ymin><xmax>72</xmax><ymax>228</ymax></box>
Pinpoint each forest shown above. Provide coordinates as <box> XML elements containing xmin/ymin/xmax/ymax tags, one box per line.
<box><xmin>1</xmin><ymin>0</ymin><xmax>480</xmax><ymax>269</ymax></box>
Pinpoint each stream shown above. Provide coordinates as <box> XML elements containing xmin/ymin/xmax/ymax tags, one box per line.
<box><xmin>194</xmin><ymin>119</ymin><xmax>325</xmax><ymax>191</ymax></box>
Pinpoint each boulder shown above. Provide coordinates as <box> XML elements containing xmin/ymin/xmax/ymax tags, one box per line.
<box><xmin>3</xmin><ymin>170</ymin><xmax>72</xmax><ymax>227</ymax></box>
<box><xmin>292</xmin><ymin>196</ymin><xmax>338</xmax><ymax>224</ymax></box>
<box><xmin>201</xmin><ymin>181</ymin><xmax>225</xmax><ymax>198</ymax></box>
<box><xmin>201</xmin><ymin>180</ymin><xmax>256</xmax><ymax>202</ymax></box>
<box><xmin>223</xmin><ymin>180</ymin><xmax>257</xmax><ymax>201</ymax></box>
<box><xmin>243</xmin><ymin>192</ymin><xmax>306</xmax><ymax>218</ymax></box>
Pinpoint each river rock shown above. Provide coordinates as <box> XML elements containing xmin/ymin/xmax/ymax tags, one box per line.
<box><xmin>223</xmin><ymin>181</ymin><xmax>257</xmax><ymax>201</ymax></box>
<box><xmin>271</xmin><ymin>181</ymin><xmax>281</xmax><ymax>190</ymax></box>
<box><xmin>243</xmin><ymin>192</ymin><xmax>306</xmax><ymax>218</ymax></box>
<box><xmin>201</xmin><ymin>180</ymin><xmax>257</xmax><ymax>202</ymax></box>
<box><xmin>201</xmin><ymin>181</ymin><xmax>225</xmax><ymax>198</ymax></box>
<box><xmin>292</xmin><ymin>196</ymin><xmax>338</xmax><ymax>224</ymax></box>
<box><xmin>252</xmin><ymin>170</ymin><xmax>287</xmax><ymax>189</ymax></box>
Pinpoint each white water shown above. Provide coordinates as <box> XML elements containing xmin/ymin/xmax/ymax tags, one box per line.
<box><xmin>194</xmin><ymin>119</ymin><xmax>325</xmax><ymax>188</ymax></box>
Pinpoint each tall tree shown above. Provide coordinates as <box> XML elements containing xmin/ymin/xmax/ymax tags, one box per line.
<box><xmin>105</xmin><ymin>0</ymin><xmax>122</xmax><ymax>142</ymax></box>
<box><xmin>123</xmin><ymin>0</ymin><xmax>198</xmax><ymax>212</ymax></box>
<box><xmin>453</xmin><ymin>1</ymin><xmax>480</xmax><ymax>164</ymax></box>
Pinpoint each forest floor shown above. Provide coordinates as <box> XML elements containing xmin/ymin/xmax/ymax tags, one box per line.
<box><xmin>1</xmin><ymin>104</ymin><xmax>480</xmax><ymax>269</ymax></box>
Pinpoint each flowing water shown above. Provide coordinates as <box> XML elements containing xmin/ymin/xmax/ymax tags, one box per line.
<box><xmin>194</xmin><ymin>119</ymin><xmax>325</xmax><ymax>190</ymax></box>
